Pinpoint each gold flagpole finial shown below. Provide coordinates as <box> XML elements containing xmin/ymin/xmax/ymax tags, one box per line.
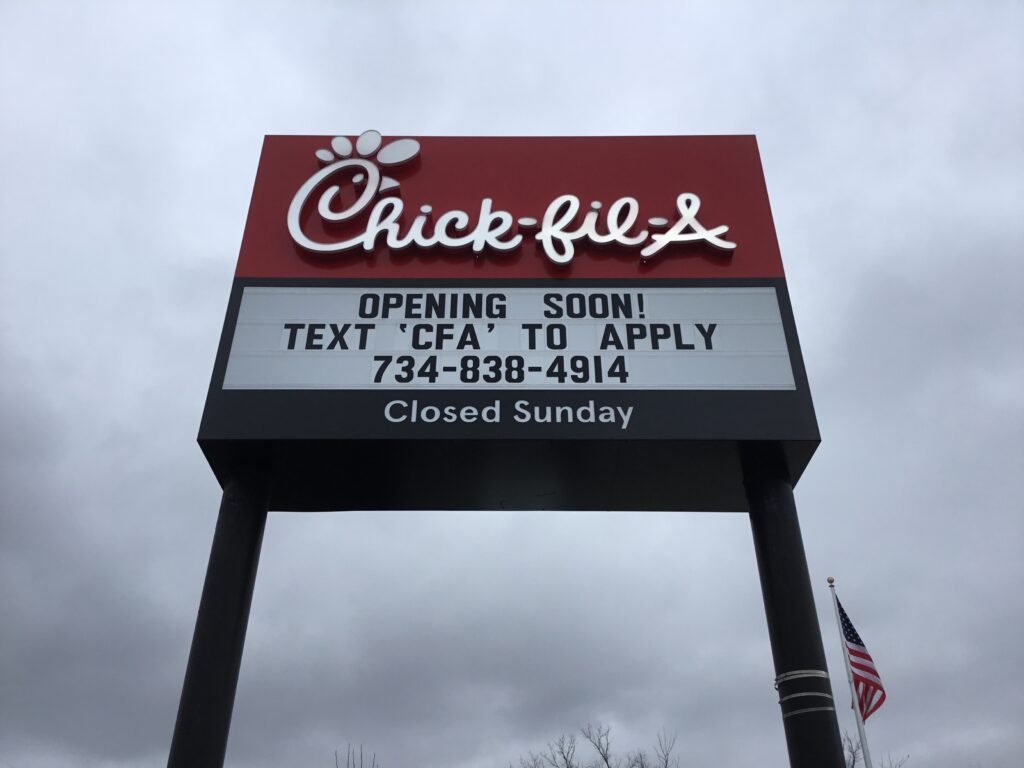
<box><xmin>827</xmin><ymin>576</ymin><xmax>835</xmax><ymax>585</ymax></box>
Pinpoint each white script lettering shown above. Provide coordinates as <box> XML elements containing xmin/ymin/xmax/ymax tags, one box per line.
<box><xmin>288</xmin><ymin>164</ymin><xmax>735</xmax><ymax>264</ymax></box>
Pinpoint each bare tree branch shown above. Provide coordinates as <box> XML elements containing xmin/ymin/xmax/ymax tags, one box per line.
<box><xmin>842</xmin><ymin>731</ymin><xmax>862</xmax><ymax>768</ymax></box>
<box><xmin>842</xmin><ymin>730</ymin><xmax>910</xmax><ymax>768</ymax></box>
<box><xmin>882</xmin><ymin>753</ymin><xmax>910</xmax><ymax>768</ymax></box>
<box><xmin>336</xmin><ymin>722</ymin><xmax>905</xmax><ymax>768</ymax></box>
<box><xmin>540</xmin><ymin>734</ymin><xmax>579</xmax><ymax>768</ymax></box>
<box><xmin>654</xmin><ymin>730</ymin><xmax>677</xmax><ymax>768</ymax></box>
<box><xmin>581</xmin><ymin>723</ymin><xmax>618</xmax><ymax>768</ymax></box>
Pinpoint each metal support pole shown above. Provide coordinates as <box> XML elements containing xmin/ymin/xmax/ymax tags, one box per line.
<box><xmin>743</xmin><ymin>444</ymin><xmax>844</xmax><ymax>768</ymax></box>
<box><xmin>168</xmin><ymin>471</ymin><xmax>269</xmax><ymax>768</ymax></box>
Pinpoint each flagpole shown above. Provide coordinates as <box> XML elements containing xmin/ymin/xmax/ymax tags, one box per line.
<box><xmin>828</xmin><ymin>577</ymin><xmax>874</xmax><ymax>768</ymax></box>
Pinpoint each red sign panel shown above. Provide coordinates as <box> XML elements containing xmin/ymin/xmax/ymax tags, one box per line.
<box><xmin>236</xmin><ymin>134</ymin><xmax>784</xmax><ymax>280</ymax></box>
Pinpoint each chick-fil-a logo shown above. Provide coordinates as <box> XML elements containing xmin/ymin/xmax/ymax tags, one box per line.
<box><xmin>287</xmin><ymin>131</ymin><xmax>737</xmax><ymax>266</ymax></box>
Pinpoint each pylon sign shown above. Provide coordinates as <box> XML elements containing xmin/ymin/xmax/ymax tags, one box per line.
<box><xmin>199</xmin><ymin>133</ymin><xmax>818</xmax><ymax>511</ymax></box>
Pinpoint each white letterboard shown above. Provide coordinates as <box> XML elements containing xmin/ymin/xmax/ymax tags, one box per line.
<box><xmin>222</xmin><ymin>286</ymin><xmax>796</xmax><ymax>391</ymax></box>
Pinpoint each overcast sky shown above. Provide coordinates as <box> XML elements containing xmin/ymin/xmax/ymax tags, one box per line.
<box><xmin>2</xmin><ymin>2</ymin><xmax>1022</xmax><ymax>767</ymax></box>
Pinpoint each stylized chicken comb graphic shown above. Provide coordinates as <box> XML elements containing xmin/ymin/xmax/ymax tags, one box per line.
<box><xmin>313</xmin><ymin>130</ymin><xmax>420</xmax><ymax>193</ymax></box>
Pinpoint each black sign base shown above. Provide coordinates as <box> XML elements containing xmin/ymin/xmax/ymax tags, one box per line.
<box><xmin>168</xmin><ymin>443</ymin><xmax>842</xmax><ymax>768</ymax></box>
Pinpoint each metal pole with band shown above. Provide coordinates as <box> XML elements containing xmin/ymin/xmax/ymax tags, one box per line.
<box><xmin>743</xmin><ymin>444</ymin><xmax>845</xmax><ymax>768</ymax></box>
<box><xmin>168</xmin><ymin>469</ymin><xmax>269</xmax><ymax>768</ymax></box>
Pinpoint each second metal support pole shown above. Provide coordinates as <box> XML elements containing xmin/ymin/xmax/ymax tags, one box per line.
<box><xmin>743</xmin><ymin>445</ymin><xmax>845</xmax><ymax>768</ymax></box>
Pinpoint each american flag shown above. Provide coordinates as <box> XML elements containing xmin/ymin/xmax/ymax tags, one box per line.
<box><xmin>837</xmin><ymin>598</ymin><xmax>886</xmax><ymax>720</ymax></box>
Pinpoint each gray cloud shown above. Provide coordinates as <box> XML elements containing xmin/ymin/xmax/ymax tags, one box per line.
<box><xmin>1</xmin><ymin>2</ymin><xmax>1022</xmax><ymax>767</ymax></box>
